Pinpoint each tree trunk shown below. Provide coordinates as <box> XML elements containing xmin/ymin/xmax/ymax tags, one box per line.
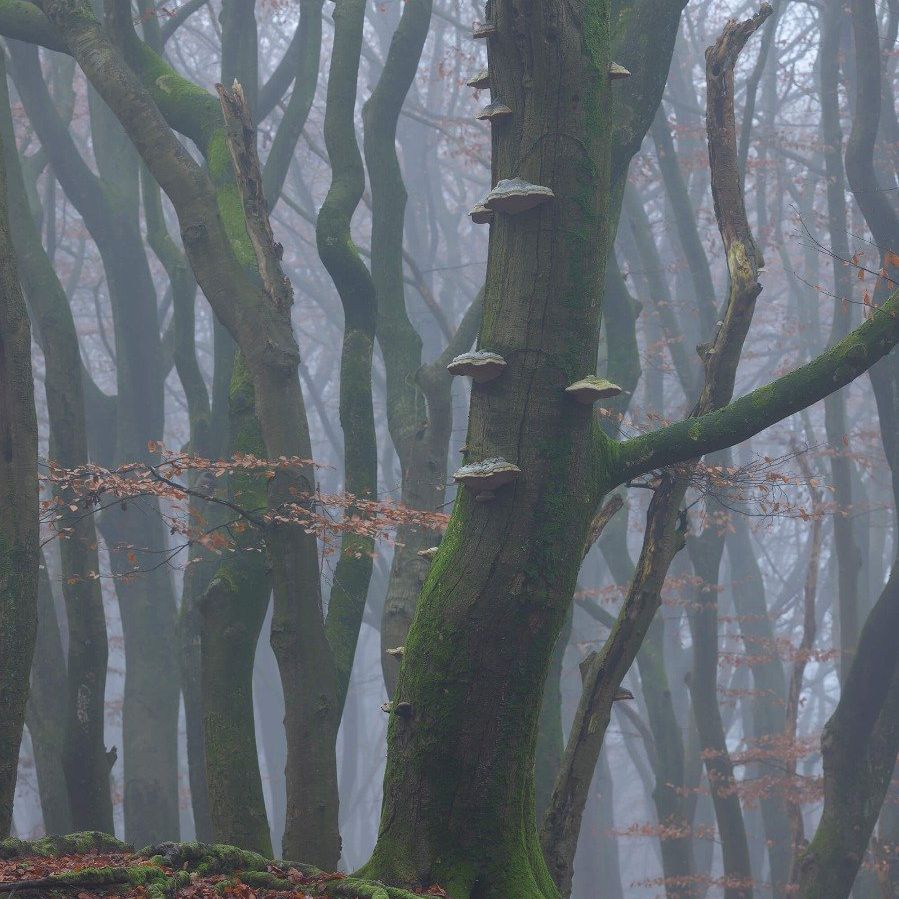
<box><xmin>0</xmin><ymin>56</ymin><xmax>113</xmax><ymax>834</ymax></box>
<box><xmin>24</xmin><ymin>560</ymin><xmax>72</xmax><ymax>835</ymax></box>
<box><xmin>198</xmin><ymin>356</ymin><xmax>272</xmax><ymax>855</ymax></box>
<box><xmin>687</xmin><ymin>528</ymin><xmax>753</xmax><ymax>899</ymax></box>
<box><xmin>0</xmin><ymin>115</ymin><xmax>39</xmax><ymax>835</ymax></box>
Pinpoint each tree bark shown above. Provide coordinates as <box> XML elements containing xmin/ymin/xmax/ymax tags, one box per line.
<box><xmin>360</xmin><ymin>3</ymin><xmax>618</xmax><ymax>894</ymax></box>
<box><xmin>24</xmin><ymin>559</ymin><xmax>72</xmax><ymax>835</ymax></box>
<box><xmin>0</xmin><ymin>112</ymin><xmax>39</xmax><ymax>836</ymax></box>
<box><xmin>0</xmin><ymin>55</ymin><xmax>113</xmax><ymax>834</ymax></box>
<box><xmin>687</xmin><ymin>528</ymin><xmax>753</xmax><ymax>899</ymax></box>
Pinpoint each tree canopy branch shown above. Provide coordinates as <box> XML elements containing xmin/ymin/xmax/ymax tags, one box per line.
<box><xmin>612</xmin><ymin>286</ymin><xmax>899</xmax><ymax>484</ymax></box>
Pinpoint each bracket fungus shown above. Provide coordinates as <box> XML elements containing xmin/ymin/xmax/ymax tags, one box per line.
<box><xmin>484</xmin><ymin>178</ymin><xmax>555</xmax><ymax>215</ymax></box>
<box><xmin>564</xmin><ymin>375</ymin><xmax>623</xmax><ymax>404</ymax></box>
<box><xmin>417</xmin><ymin>546</ymin><xmax>440</xmax><ymax>560</ymax></box>
<box><xmin>469</xmin><ymin>203</ymin><xmax>494</xmax><ymax>224</ymax></box>
<box><xmin>476</xmin><ymin>100</ymin><xmax>512</xmax><ymax>122</ymax></box>
<box><xmin>386</xmin><ymin>646</ymin><xmax>405</xmax><ymax>659</ymax></box>
<box><xmin>467</xmin><ymin>68</ymin><xmax>491</xmax><ymax>89</ymax></box>
<box><xmin>609</xmin><ymin>62</ymin><xmax>632</xmax><ymax>80</ymax></box>
<box><xmin>472</xmin><ymin>21</ymin><xmax>497</xmax><ymax>38</ymax></box>
<box><xmin>453</xmin><ymin>458</ymin><xmax>521</xmax><ymax>498</ymax></box>
<box><xmin>613</xmin><ymin>688</ymin><xmax>635</xmax><ymax>702</ymax></box>
<box><xmin>447</xmin><ymin>350</ymin><xmax>507</xmax><ymax>382</ymax></box>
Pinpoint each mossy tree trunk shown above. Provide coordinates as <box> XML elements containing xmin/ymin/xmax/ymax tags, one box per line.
<box><xmin>198</xmin><ymin>355</ymin><xmax>273</xmax><ymax>856</ymax></box>
<box><xmin>0</xmin><ymin>53</ymin><xmax>113</xmax><ymax>834</ymax></box>
<box><xmin>315</xmin><ymin>0</ymin><xmax>379</xmax><ymax>718</ymax></box>
<box><xmin>355</xmin><ymin>0</ymin><xmax>899</xmax><ymax>893</ymax></box>
<box><xmin>361</xmin><ymin>4</ymin><xmax>616</xmax><ymax>896</ymax></box>
<box><xmin>0</xmin><ymin>112</ymin><xmax>39</xmax><ymax>836</ymax></box>
<box><xmin>7</xmin><ymin>37</ymin><xmax>181</xmax><ymax>846</ymax></box>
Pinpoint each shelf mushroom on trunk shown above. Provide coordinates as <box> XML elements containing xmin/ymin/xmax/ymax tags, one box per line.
<box><xmin>469</xmin><ymin>203</ymin><xmax>494</xmax><ymax>225</ymax></box>
<box><xmin>484</xmin><ymin>177</ymin><xmax>555</xmax><ymax>215</ymax></box>
<box><xmin>453</xmin><ymin>457</ymin><xmax>521</xmax><ymax>502</ymax></box>
<box><xmin>609</xmin><ymin>62</ymin><xmax>632</xmax><ymax>79</ymax></box>
<box><xmin>467</xmin><ymin>68</ymin><xmax>491</xmax><ymax>89</ymax></box>
<box><xmin>564</xmin><ymin>375</ymin><xmax>623</xmax><ymax>405</ymax></box>
<box><xmin>476</xmin><ymin>100</ymin><xmax>512</xmax><ymax>122</ymax></box>
<box><xmin>447</xmin><ymin>350</ymin><xmax>507</xmax><ymax>382</ymax></box>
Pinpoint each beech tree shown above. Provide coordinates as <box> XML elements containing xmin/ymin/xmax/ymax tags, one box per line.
<box><xmin>1</xmin><ymin>0</ymin><xmax>899</xmax><ymax>896</ymax></box>
<box><xmin>0</xmin><ymin>103</ymin><xmax>38</xmax><ymax>838</ymax></box>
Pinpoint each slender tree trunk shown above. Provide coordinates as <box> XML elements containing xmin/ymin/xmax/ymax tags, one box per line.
<box><xmin>687</xmin><ymin>528</ymin><xmax>753</xmax><ymax>899</ymax></box>
<box><xmin>0</xmin><ymin>115</ymin><xmax>39</xmax><ymax>835</ymax></box>
<box><xmin>24</xmin><ymin>560</ymin><xmax>72</xmax><ymax>835</ymax></box>
<box><xmin>316</xmin><ymin>0</ymin><xmax>379</xmax><ymax>716</ymax></box>
<box><xmin>725</xmin><ymin>518</ymin><xmax>792</xmax><ymax>895</ymax></box>
<box><xmin>199</xmin><ymin>356</ymin><xmax>272</xmax><ymax>856</ymax></box>
<box><xmin>0</xmin><ymin>57</ymin><xmax>113</xmax><ymax>834</ymax></box>
<box><xmin>820</xmin><ymin>0</ymin><xmax>862</xmax><ymax>683</ymax></box>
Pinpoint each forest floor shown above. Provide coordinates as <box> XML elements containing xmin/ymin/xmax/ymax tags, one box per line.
<box><xmin>0</xmin><ymin>835</ymin><xmax>445</xmax><ymax>898</ymax></box>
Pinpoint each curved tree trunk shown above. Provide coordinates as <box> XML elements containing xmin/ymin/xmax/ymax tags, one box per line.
<box><xmin>0</xmin><ymin>116</ymin><xmax>39</xmax><ymax>835</ymax></box>
<box><xmin>0</xmin><ymin>55</ymin><xmax>113</xmax><ymax>834</ymax></box>
<box><xmin>360</xmin><ymin>4</ymin><xmax>616</xmax><ymax>895</ymax></box>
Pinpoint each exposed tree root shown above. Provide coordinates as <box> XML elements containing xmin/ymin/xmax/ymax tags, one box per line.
<box><xmin>0</xmin><ymin>834</ymin><xmax>433</xmax><ymax>898</ymax></box>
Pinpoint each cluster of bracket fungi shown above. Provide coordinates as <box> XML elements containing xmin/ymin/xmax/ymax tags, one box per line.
<box><xmin>443</xmin><ymin>11</ymin><xmax>628</xmax><ymax>504</ymax></box>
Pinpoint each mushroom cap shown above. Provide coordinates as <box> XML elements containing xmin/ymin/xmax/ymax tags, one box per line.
<box><xmin>467</xmin><ymin>68</ymin><xmax>491</xmax><ymax>89</ymax></box>
<box><xmin>447</xmin><ymin>350</ymin><xmax>507</xmax><ymax>382</ymax></box>
<box><xmin>453</xmin><ymin>457</ymin><xmax>521</xmax><ymax>492</ymax></box>
<box><xmin>609</xmin><ymin>62</ymin><xmax>632</xmax><ymax>79</ymax></box>
<box><xmin>564</xmin><ymin>375</ymin><xmax>623</xmax><ymax>404</ymax></box>
<box><xmin>386</xmin><ymin>645</ymin><xmax>405</xmax><ymax>658</ymax></box>
<box><xmin>472</xmin><ymin>21</ymin><xmax>497</xmax><ymax>38</ymax></box>
<box><xmin>469</xmin><ymin>203</ymin><xmax>494</xmax><ymax>224</ymax></box>
<box><xmin>484</xmin><ymin>178</ymin><xmax>555</xmax><ymax>214</ymax></box>
<box><xmin>475</xmin><ymin>100</ymin><xmax>512</xmax><ymax>121</ymax></box>
<box><xmin>417</xmin><ymin>546</ymin><xmax>439</xmax><ymax>560</ymax></box>
<box><xmin>613</xmin><ymin>688</ymin><xmax>635</xmax><ymax>702</ymax></box>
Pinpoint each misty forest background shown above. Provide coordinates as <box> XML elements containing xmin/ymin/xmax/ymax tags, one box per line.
<box><xmin>2</xmin><ymin>0</ymin><xmax>899</xmax><ymax>896</ymax></box>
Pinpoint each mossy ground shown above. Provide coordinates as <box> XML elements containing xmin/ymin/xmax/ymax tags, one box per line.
<box><xmin>0</xmin><ymin>835</ymin><xmax>439</xmax><ymax>898</ymax></box>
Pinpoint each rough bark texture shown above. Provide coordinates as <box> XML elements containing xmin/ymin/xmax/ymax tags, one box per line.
<box><xmin>360</xmin><ymin>3</ymin><xmax>616</xmax><ymax>895</ymax></box>
<box><xmin>541</xmin><ymin>11</ymin><xmax>770</xmax><ymax>895</ymax></box>
<box><xmin>0</xmin><ymin>115</ymin><xmax>39</xmax><ymax>836</ymax></box>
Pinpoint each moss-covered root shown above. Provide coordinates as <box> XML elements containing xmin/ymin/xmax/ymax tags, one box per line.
<box><xmin>0</xmin><ymin>865</ymin><xmax>190</xmax><ymax>899</ymax></box>
<box><xmin>239</xmin><ymin>869</ymin><xmax>429</xmax><ymax>898</ymax></box>
<box><xmin>0</xmin><ymin>831</ymin><xmax>131</xmax><ymax>860</ymax></box>
<box><xmin>0</xmin><ymin>839</ymin><xmax>430</xmax><ymax>898</ymax></box>
<box><xmin>139</xmin><ymin>842</ymin><xmax>429</xmax><ymax>897</ymax></box>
